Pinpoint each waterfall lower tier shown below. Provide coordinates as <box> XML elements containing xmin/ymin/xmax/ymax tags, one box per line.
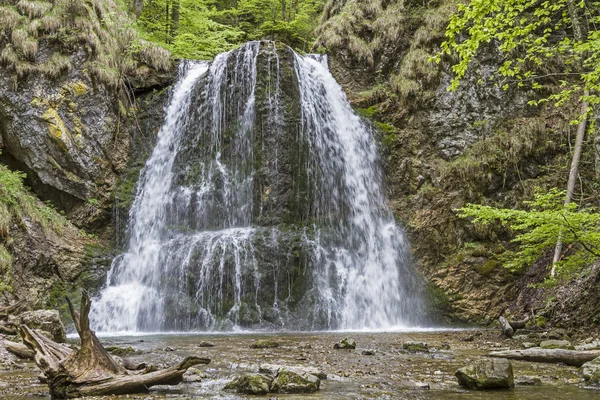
<box><xmin>91</xmin><ymin>41</ymin><xmax>425</xmax><ymax>332</ymax></box>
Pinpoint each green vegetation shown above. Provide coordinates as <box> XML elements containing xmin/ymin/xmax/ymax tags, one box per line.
<box><xmin>0</xmin><ymin>0</ymin><xmax>170</xmax><ymax>87</ymax></box>
<box><xmin>458</xmin><ymin>189</ymin><xmax>600</xmax><ymax>280</ymax></box>
<box><xmin>0</xmin><ymin>159</ymin><xmax>68</xmax><ymax>293</ymax></box>
<box><xmin>134</xmin><ymin>0</ymin><xmax>326</xmax><ymax>59</ymax></box>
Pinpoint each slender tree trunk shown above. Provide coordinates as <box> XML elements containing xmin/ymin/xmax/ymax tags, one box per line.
<box><xmin>552</xmin><ymin>0</ymin><xmax>590</xmax><ymax>276</ymax></box>
<box><xmin>171</xmin><ymin>0</ymin><xmax>181</xmax><ymax>39</ymax></box>
<box><xmin>281</xmin><ymin>0</ymin><xmax>287</xmax><ymax>21</ymax></box>
<box><xmin>552</xmin><ymin>95</ymin><xmax>589</xmax><ymax>276</ymax></box>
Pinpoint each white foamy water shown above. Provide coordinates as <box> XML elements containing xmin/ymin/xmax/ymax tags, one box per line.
<box><xmin>91</xmin><ymin>42</ymin><xmax>425</xmax><ymax>333</ymax></box>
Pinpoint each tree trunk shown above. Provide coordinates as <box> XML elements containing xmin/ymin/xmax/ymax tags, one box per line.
<box><xmin>552</xmin><ymin>0</ymin><xmax>591</xmax><ymax>276</ymax></box>
<box><xmin>170</xmin><ymin>0</ymin><xmax>181</xmax><ymax>39</ymax></box>
<box><xmin>489</xmin><ymin>348</ymin><xmax>600</xmax><ymax>367</ymax></box>
<box><xmin>4</xmin><ymin>339</ymin><xmax>34</xmax><ymax>359</ymax></box>
<box><xmin>21</xmin><ymin>292</ymin><xmax>210</xmax><ymax>399</ymax></box>
<box><xmin>552</xmin><ymin>93</ymin><xmax>589</xmax><ymax>276</ymax></box>
<box><xmin>132</xmin><ymin>0</ymin><xmax>144</xmax><ymax>17</ymax></box>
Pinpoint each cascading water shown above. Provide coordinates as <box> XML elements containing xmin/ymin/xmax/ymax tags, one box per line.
<box><xmin>92</xmin><ymin>42</ymin><xmax>425</xmax><ymax>332</ymax></box>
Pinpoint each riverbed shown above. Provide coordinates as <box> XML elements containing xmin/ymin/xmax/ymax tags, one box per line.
<box><xmin>1</xmin><ymin>329</ymin><xmax>598</xmax><ymax>399</ymax></box>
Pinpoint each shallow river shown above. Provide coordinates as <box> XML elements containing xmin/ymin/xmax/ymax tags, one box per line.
<box><xmin>1</xmin><ymin>329</ymin><xmax>598</xmax><ymax>399</ymax></box>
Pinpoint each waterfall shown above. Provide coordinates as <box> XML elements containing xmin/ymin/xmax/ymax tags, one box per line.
<box><xmin>91</xmin><ymin>42</ymin><xmax>425</xmax><ymax>332</ymax></box>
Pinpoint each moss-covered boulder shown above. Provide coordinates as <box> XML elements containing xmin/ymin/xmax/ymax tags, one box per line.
<box><xmin>540</xmin><ymin>340</ymin><xmax>574</xmax><ymax>350</ymax></box>
<box><xmin>402</xmin><ymin>341</ymin><xmax>429</xmax><ymax>353</ymax></box>
<box><xmin>224</xmin><ymin>374</ymin><xmax>273</xmax><ymax>395</ymax></box>
<box><xmin>333</xmin><ymin>337</ymin><xmax>356</xmax><ymax>349</ymax></box>
<box><xmin>249</xmin><ymin>339</ymin><xmax>280</xmax><ymax>349</ymax></box>
<box><xmin>455</xmin><ymin>358</ymin><xmax>514</xmax><ymax>390</ymax></box>
<box><xmin>270</xmin><ymin>367</ymin><xmax>320</xmax><ymax>393</ymax></box>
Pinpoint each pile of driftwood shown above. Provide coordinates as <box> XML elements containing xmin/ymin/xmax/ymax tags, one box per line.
<box><xmin>0</xmin><ymin>300</ymin><xmax>24</xmax><ymax>335</ymax></box>
<box><xmin>6</xmin><ymin>292</ymin><xmax>210</xmax><ymax>398</ymax></box>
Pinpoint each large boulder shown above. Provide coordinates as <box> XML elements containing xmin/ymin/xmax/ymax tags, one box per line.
<box><xmin>455</xmin><ymin>358</ymin><xmax>514</xmax><ymax>389</ymax></box>
<box><xmin>403</xmin><ymin>341</ymin><xmax>429</xmax><ymax>353</ymax></box>
<box><xmin>12</xmin><ymin>310</ymin><xmax>66</xmax><ymax>343</ymax></box>
<box><xmin>270</xmin><ymin>367</ymin><xmax>320</xmax><ymax>393</ymax></box>
<box><xmin>224</xmin><ymin>374</ymin><xmax>273</xmax><ymax>395</ymax></box>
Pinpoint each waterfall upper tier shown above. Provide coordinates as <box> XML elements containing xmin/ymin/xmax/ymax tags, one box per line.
<box><xmin>91</xmin><ymin>41</ymin><xmax>426</xmax><ymax>333</ymax></box>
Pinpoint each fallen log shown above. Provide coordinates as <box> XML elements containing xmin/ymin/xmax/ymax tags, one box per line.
<box><xmin>489</xmin><ymin>348</ymin><xmax>600</xmax><ymax>367</ymax></box>
<box><xmin>0</xmin><ymin>322</ymin><xmax>17</xmax><ymax>335</ymax></box>
<box><xmin>21</xmin><ymin>291</ymin><xmax>210</xmax><ymax>398</ymax></box>
<box><xmin>4</xmin><ymin>339</ymin><xmax>34</xmax><ymax>359</ymax></box>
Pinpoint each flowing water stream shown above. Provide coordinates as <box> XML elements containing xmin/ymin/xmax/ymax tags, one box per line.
<box><xmin>91</xmin><ymin>42</ymin><xmax>424</xmax><ymax>333</ymax></box>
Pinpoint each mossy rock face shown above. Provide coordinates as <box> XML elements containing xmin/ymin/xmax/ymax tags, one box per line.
<box><xmin>249</xmin><ymin>340</ymin><xmax>280</xmax><ymax>349</ymax></box>
<box><xmin>224</xmin><ymin>374</ymin><xmax>273</xmax><ymax>395</ymax></box>
<box><xmin>333</xmin><ymin>337</ymin><xmax>356</xmax><ymax>349</ymax></box>
<box><xmin>270</xmin><ymin>368</ymin><xmax>320</xmax><ymax>394</ymax></box>
<box><xmin>455</xmin><ymin>358</ymin><xmax>514</xmax><ymax>389</ymax></box>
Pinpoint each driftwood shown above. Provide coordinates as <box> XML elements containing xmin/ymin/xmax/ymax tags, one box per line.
<box><xmin>0</xmin><ymin>321</ymin><xmax>17</xmax><ymax>335</ymax></box>
<box><xmin>498</xmin><ymin>315</ymin><xmax>530</xmax><ymax>338</ymax></box>
<box><xmin>21</xmin><ymin>292</ymin><xmax>210</xmax><ymax>398</ymax></box>
<box><xmin>4</xmin><ymin>339</ymin><xmax>34</xmax><ymax>359</ymax></box>
<box><xmin>499</xmin><ymin>316</ymin><xmax>514</xmax><ymax>338</ymax></box>
<box><xmin>489</xmin><ymin>348</ymin><xmax>600</xmax><ymax>367</ymax></box>
<box><xmin>0</xmin><ymin>300</ymin><xmax>25</xmax><ymax>320</ymax></box>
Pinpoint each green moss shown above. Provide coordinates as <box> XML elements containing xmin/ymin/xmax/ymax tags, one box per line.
<box><xmin>535</xmin><ymin>315</ymin><xmax>547</xmax><ymax>327</ymax></box>
<box><xmin>249</xmin><ymin>339</ymin><xmax>280</xmax><ymax>349</ymax></box>
<box><xmin>475</xmin><ymin>259</ymin><xmax>499</xmax><ymax>275</ymax></box>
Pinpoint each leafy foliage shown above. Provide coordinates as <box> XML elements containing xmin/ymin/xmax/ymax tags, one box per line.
<box><xmin>135</xmin><ymin>0</ymin><xmax>326</xmax><ymax>59</ymax></box>
<box><xmin>458</xmin><ymin>189</ymin><xmax>600</xmax><ymax>279</ymax></box>
<box><xmin>435</xmin><ymin>0</ymin><xmax>600</xmax><ymax>116</ymax></box>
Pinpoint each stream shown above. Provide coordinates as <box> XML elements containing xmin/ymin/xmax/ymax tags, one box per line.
<box><xmin>1</xmin><ymin>329</ymin><xmax>598</xmax><ymax>399</ymax></box>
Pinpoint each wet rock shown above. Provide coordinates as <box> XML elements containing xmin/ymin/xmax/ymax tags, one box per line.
<box><xmin>183</xmin><ymin>367</ymin><xmax>207</xmax><ymax>383</ymax></box>
<box><xmin>224</xmin><ymin>374</ymin><xmax>273</xmax><ymax>395</ymax></box>
<box><xmin>461</xmin><ymin>335</ymin><xmax>475</xmax><ymax>342</ymax></box>
<box><xmin>362</xmin><ymin>349</ymin><xmax>376</xmax><ymax>356</ymax></box>
<box><xmin>540</xmin><ymin>340</ymin><xmax>574</xmax><ymax>350</ymax></box>
<box><xmin>270</xmin><ymin>367</ymin><xmax>320</xmax><ymax>393</ymax></box>
<box><xmin>576</xmin><ymin>341</ymin><xmax>600</xmax><ymax>351</ymax></box>
<box><xmin>259</xmin><ymin>363</ymin><xmax>327</xmax><ymax>379</ymax></box>
<box><xmin>522</xmin><ymin>342</ymin><xmax>537</xmax><ymax>349</ymax></box>
<box><xmin>580</xmin><ymin>357</ymin><xmax>600</xmax><ymax>383</ymax></box>
<box><xmin>164</xmin><ymin>346</ymin><xmax>176</xmax><ymax>352</ymax></box>
<box><xmin>515</xmin><ymin>376</ymin><xmax>542</xmax><ymax>386</ymax></box>
<box><xmin>297</xmin><ymin>343</ymin><xmax>312</xmax><ymax>349</ymax></box>
<box><xmin>440</xmin><ymin>342</ymin><xmax>451</xmax><ymax>350</ymax></box>
<box><xmin>333</xmin><ymin>337</ymin><xmax>356</xmax><ymax>349</ymax></box>
<box><xmin>455</xmin><ymin>358</ymin><xmax>514</xmax><ymax>389</ymax></box>
<box><xmin>14</xmin><ymin>310</ymin><xmax>66</xmax><ymax>343</ymax></box>
<box><xmin>403</xmin><ymin>341</ymin><xmax>429</xmax><ymax>352</ymax></box>
<box><xmin>105</xmin><ymin>346</ymin><xmax>142</xmax><ymax>356</ymax></box>
<box><xmin>197</xmin><ymin>341</ymin><xmax>216</xmax><ymax>347</ymax></box>
<box><xmin>249</xmin><ymin>340</ymin><xmax>279</xmax><ymax>349</ymax></box>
